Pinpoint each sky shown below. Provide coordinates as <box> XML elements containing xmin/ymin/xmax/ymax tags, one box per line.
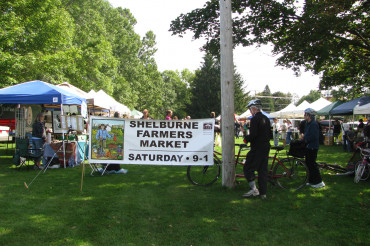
<box><xmin>108</xmin><ymin>0</ymin><xmax>321</xmax><ymax>99</ymax></box>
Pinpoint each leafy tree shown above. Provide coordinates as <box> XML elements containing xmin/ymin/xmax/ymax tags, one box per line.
<box><xmin>256</xmin><ymin>85</ymin><xmax>274</xmax><ymax>112</ymax></box>
<box><xmin>272</xmin><ymin>91</ymin><xmax>292</xmax><ymax>112</ymax></box>
<box><xmin>0</xmin><ymin>0</ymin><xmax>75</xmax><ymax>86</ymax></box>
<box><xmin>170</xmin><ymin>0</ymin><xmax>369</xmax><ymax>98</ymax></box>
<box><xmin>234</xmin><ymin>71</ymin><xmax>248</xmax><ymax>114</ymax></box>
<box><xmin>296</xmin><ymin>90</ymin><xmax>321</xmax><ymax>106</ymax></box>
<box><xmin>161</xmin><ymin>70</ymin><xmax>192</xmax><ymax>119</ymax></box>
<box><xmin>187</xmin><ymin>53</ymin><xmax>247</xmax><ymax>118</ymax></box>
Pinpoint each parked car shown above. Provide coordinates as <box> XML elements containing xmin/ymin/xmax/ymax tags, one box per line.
<box><xmin>0</xmin><ymin>126</ymin><xmax>11</xmax><ymax>142</ymax></box>
<box><xmin>343</xmin><ymin>122</ymin><xmax>359</xmax><ymax>131</ymax></box>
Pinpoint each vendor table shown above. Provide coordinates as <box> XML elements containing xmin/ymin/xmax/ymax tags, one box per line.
<box><xmin>43</xmin><ymin>141</ymin><xmax>85</xmax><ymax>167</ymax></box>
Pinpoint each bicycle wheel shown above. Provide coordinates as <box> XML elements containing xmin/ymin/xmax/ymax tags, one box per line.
<box><xmin>273</xmin><ymin>157</ymin><xmax>308</xmax><ymax>190</ymax></box>
<box><xmin>354</xmin><ymin>161</ymin><xmax>369</xmax><ymax>183</ymax></box>
<box><xmin>187</xmin><ymin>155</ymin><xmax>221</xmax><ymax>186</ymax></box>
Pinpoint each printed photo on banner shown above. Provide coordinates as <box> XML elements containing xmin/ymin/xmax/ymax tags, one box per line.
<box><xmin>89</xmin><ymin>116</ymin><xmax>124</xmax><ymax>163</ymax></box>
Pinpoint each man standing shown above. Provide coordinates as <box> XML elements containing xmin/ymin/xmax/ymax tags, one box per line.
<box><xmin>303</xmin><ymin>108</ymin><xmax>325</xmax><ymax>188</ymax></box>
<box><xmin>96</xmin><ymin>124</ymin><xmax>113</xmax><ymax>155</ymax></box>
<box><xmin>242</xmin><ymin>99</ymin><xmax>271</xmax><ymax>199</ymax></box>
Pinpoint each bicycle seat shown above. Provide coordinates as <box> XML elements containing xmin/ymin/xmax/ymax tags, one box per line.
<box><xmin>235</xmin><ymin>143</ymin><xmax>248</xmax><ymax>148</ymax></box>
<box><xmin>271</xmin><ymin>146</ymin><xmax>284</xmax><ymax>151</ymax></box>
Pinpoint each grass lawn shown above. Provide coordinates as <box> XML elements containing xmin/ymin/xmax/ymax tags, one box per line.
<box><xmin>0</xmin><ymin>139</ymin><xmax>369</xmax><ymax>246</ymax></box>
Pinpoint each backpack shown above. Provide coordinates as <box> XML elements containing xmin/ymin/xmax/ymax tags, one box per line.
<box><xmin>288</xmin><ymin>139</ymin><xmax>306</xmax><ymax>158</ymax></box>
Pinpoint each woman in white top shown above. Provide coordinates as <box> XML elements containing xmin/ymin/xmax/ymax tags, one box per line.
<box><xmin>272</xmin><ymin>118</ymin><xmax>280</xmax><ymax>147</ymax></box>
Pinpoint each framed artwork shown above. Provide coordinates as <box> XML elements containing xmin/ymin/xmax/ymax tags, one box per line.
<box><xmin>89</xmin><ymin>116</ymin><xmax>125</xmax><ymax>163</ymax></box>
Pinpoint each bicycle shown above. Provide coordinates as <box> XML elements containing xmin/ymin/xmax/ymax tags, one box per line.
<box><xmin>187</xmin><ymin>144</ymin><xmax>309</xmax><ymax>190</ymax></box>
<box><xmin>354</xmin><ymin>146</ymin><xmax>370</xmax><ymax>183</ymax></box>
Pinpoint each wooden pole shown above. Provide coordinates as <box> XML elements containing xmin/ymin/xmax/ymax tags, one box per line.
<box><xmin>80</xmin><ymin>136</ymin><xmax>88</xmax><ymax>192</ymax></box>
<box><xmin>220</xmin><ymin>0</ymin><xmax>235</xmax><ymax>188</ymax></box>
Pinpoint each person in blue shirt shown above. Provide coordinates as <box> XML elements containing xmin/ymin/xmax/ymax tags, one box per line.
<box><xmin>96</xmin><ymin>124</ymin><xmax>113</xmax><ymax>155</ymax></box>
<box><xmin>303</xmin><ymin>108</ymin><xmax>325</xmax><ymax>188</ymax></box>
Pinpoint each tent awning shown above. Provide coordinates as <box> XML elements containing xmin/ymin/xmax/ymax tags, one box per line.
<box><xmin>88</xmin><ymin>90</ymin><xmax>131</xmax><ymax>116</ymax></box>
<box><xmin>354</xmin><ymin>103</ymin><xmax>370</xmax><ymax>115</ymax></box>
<box><xmin>330</xmin><ymin>96</ymin><xmax>370</xmax><ymax>115</ymax></box>
<box><xmin>0</xmin><ymin>80</ymin><xmax>86</xmax><ymax>105</ymax></box>
<box><xmin>316</xmin><ymin>101</ymin><xmax>344</xmax><ymax>116</ymax></box>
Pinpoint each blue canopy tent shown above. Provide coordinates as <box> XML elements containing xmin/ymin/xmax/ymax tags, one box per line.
<box><xmin>0</xmin><ymin>80</ymin><xmax>86</xmax><ymax>106</ymax></box>
<box><xmin>330</xmin><ymin>96</ymin><xmax>370</xmax><ymax>115</ymax></box>
<box><xmin>0</xmin><ymin>80</ymin><xmax>87</xmax><ymax>118</ymax></box>
<box><xmin>0</xmin><ymin>80</ymin><xmax>88</xmax><ymax>168</ymax></box>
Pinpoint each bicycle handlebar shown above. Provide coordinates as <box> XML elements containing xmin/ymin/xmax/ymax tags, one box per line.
<box><xmin>358</xmin><ymin>146</ymin><xmax>370</xmax><ymax>157</ymax></box>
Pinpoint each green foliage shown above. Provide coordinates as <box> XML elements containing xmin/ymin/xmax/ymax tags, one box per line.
<box><xmin>186</xmin><ymin>53</ymin><xmax>247</xmax><ymax>118</ymax></box>
<box><xmin>272</xmin><ymin>91</ymin><xmax>292</xmax><ymax>112</ymax></box>
<box><xmin>256</xmin><ymin>85</ymin><xmax>275</xmax><ymax>112</ymax></box>
<box><xmin>170</xmin><ymin>0</ymin><xmax>369</xmax><ymax>98</ymax></box>
<box><xmin>0</xmin><ymin>0</ymin><xmax>75</xmax><ymax>85</ymax></box>
<box><xmin>0</xmin><ymin>0</ymin><xmax>170</xmax><ymax>115</ymax></box>
<box><xmin>296</xmin><ymin>90</ymin><xmax>321</xmax><ymax>106</ymax></box>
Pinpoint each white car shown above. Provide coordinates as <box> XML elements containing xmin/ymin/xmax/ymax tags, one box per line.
<box><xmin>0</xmin><ymin>126</ymin><xmax>11</xmax><ymax>142</ymax></box>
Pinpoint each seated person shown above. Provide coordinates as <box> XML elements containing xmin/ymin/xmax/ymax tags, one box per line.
<box><xmin>99</xmin><ymin>164</ymin><xmax>127</xmax><ymax>174</ymax></box>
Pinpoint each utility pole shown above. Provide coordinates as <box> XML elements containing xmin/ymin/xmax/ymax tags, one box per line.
<box><xmin>220</xmin><ymin>0</ymin><xmax>235</xmax><ymax>188</ymax></box>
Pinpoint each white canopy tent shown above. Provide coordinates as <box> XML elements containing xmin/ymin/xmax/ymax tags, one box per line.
<box><xmin>56</xmin><ymin>82</ymin><xmax>107</xmax><ymax>112</ymax></box>
<box><xmin>309</xmin><ymin>97</ymin><xmax>332</xmax><ymax>111</ymax></box>
<box><xmin>287</xmin><ymin>100</ymin><xmax>311</xmax><ymax>118</ymax></box>
<box><xmin>87</xmin><ymin>90</ymin><xmax>131</xmax><ymax>116</ymax></box>
<box><xmin>354</xmin><ymin>103</ymin><xmax>370</xmax><ymax>115</ymax></box>
<box><xmin>130</xmin><ymin>109</ymin><xmax>143</xmax><ymax>119</ymax></box>
<box><xmin>269</xmin><ymin>103</ymin><xmax>297</xmax><ymax>118</ymax></box>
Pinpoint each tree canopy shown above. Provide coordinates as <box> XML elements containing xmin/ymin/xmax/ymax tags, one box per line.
<box><xmin>0</xmin><ymin>0</ymin><xmax>196</xmax><ymax>118</ymax></box>
<box><xmin>170</xmin><ymin>0</ymin><xmax>369</xmax><ymax>98</ymax></box>
<box><xmin>187</xmin><ymin>53</ymin><xmax>247</xmax><ymax>118</ymax></box>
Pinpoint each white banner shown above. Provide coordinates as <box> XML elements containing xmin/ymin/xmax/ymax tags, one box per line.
<box><xmin>89</xmin><ymin>117</ymin><xmax>215</xmax><ymax>165</ymax></box>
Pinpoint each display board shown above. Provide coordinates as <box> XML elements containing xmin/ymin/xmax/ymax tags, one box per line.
<box><xmin>53</xmin><ymin>112</ymin><xmax>84</xmax><ymax>133</ymax></box>
<box><xmin>88</xmin><ymin>117</ymin><xmax>215</xmax><ymax>166</ymax></box>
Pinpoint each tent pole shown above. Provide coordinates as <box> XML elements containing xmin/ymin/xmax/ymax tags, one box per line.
<box><xmin>61</xmin><ymin>103</ymin><xmax>66</xmax><ymax>168</ymax></box>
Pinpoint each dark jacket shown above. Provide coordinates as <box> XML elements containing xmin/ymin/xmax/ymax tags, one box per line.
<box><xmin>244</xmin><ymin>111</ymin><xmax>271</xmax><ymax>150</ymax></box>
<box><xmin>304</xmin><ymin>119</ymin><xmax>319</xmax><ymax>150</ymax></box>
<box><xmin>32</xmin><ymin>121</ymin><xmax>46</xmax><ymax>143</ymax></box>
<box><xmin>299</xmin><ymin>120</ymin><xmax>306</xmax><ymax>135</ymax></box>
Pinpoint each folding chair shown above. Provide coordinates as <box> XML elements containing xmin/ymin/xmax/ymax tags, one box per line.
<box><xmin>88</xmin><ymin>163</ymin><xmax>109</xmax><ymax>176</ymax></box>
<box><xmin>14</xmin><ymin>138</ymin><xmax>30</xmax><ymax>169</ymax></box>
<box><xmin>14</xmin><ymin>137</ymin><xmax>44</xmax><ymax>169</ymax></box>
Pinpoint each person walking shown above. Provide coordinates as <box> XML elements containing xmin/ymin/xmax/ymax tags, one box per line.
<box><xmin>165</xmin><ymin>110</ymin><xmax>172</xmax><ymax>120</ymax></box>
<box><xmin>242</xmin><ymin>99</ymin><xmax>271</xmax><ymax>199</ymax></box>
<box><xmin>141</xmin><ymin>109</ymin><xmax>150</xmax><ymax>120</ymax></box>
<box><xmin>272</xmin><ymin>118</ymin><xmax>280</xmax><ymax>147</ymax></box>
<box><xmin>341</xmin><ymin>121</ymin><xmax>349</xmax><ymax>151</ymax></box>
<box><xmin>333</xmin><ymin>119</ymin><xmax>341</xmax><ymax>144</ymax></box>
<box><xmin>303</xmin><ymin>108</ymin><xmax>325</xmax><ymax>188</ymax></box>
<box><xmin>286</xmin><ymin>119</ymin><xmax>293</xmax><ymax>145</ymax></box>
<box><xmin>235</xmin><ymin>120</ymin><xmax>241</xmax><ymax>139</ymax></box>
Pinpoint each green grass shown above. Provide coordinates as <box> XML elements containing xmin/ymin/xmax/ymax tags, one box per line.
<box><xmin>0</xmin><ymin>140</ymin><xmax>369</xmax><ymax>246</ymax></box>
